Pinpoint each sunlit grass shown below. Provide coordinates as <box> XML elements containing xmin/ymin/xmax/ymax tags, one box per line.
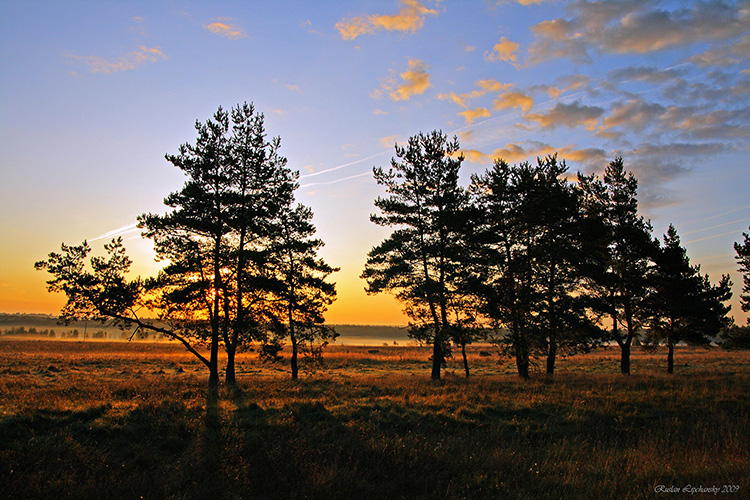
<box><xmin>1</xmin><ymin>339</ymin><xmax>748</xmax><ymax>499</ymax></box>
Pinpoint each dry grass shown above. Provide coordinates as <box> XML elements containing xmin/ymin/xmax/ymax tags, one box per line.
<box><xmin>1</xmin><ymin>339</ymin><xmax>748</xmax><ymax>499</ymax></box>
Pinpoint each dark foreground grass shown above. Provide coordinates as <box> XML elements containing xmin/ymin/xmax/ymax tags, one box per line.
<box><xmin>0</xmin><ymin>340</ymin><xmax>748</xmax><ymax>500</ymax></box>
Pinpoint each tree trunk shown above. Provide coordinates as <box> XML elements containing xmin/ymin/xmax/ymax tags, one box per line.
<box><xmin>225</xmin><ymin>344</ymin><xmax>236</xmax><ymax>385</ymax></box>
<box><xmin>546</xmin><ymin>265</ymin><xmax>556</xmax><ymax>381</ymax></box>
<box><xmin>515</xmin><ymin>331</ymin><xmax>530</xmax><ymax>380</ymax></box>
<box><xmin>210</xmin><ymin>235</ymin><xmax>221</xmax><ymax>390</ymax></box>
<box><xmin>290</xmin><ymin>322</ymin><xmax>299</xmax><ymax>380</ymax></box>
<box><xmin>620</xmin><ymin>342</ymin><xmax>631</xmax><ymax>374</ymax></box>
<box><xmin>516</xmin><ymin>350</ymin><xmax>529</xmax><ymax>379</ymax></box>
<box><xmin>546</xmin><ymin>337</ymin><xmax>557</xmax><ymax>380</ymax></box>
<box><xmin>431</xmin><ymin>335</ymin><xmax>443</xmax><ymax>381</ymax></box>
<box><xmin>208</xmin><ymin>362</ymin><xmax>219</xmax><ymax>395</ymax></box>
<box><xmin>461</xmin><ymin>342</ymin><xmax>470</xmax><ymax>378</ymax></box>
<box><xmin>667</xmin><ymin>336</ymin><xmax>674</xmax><ymax>374</ymax></box>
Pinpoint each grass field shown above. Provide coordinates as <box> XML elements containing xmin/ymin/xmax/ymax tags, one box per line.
<box><xmin>1</xmin><ymin>339</ymin><xmax>748</xmax><ymax>500</ymax></box>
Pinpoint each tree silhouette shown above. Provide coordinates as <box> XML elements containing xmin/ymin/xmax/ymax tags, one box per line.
<box><xmin>35</xmin><ymin>238</ymin><xmax>215</xmax><ymax>376</ymax></box>
<box><xmin>735</xmin><ymin>226</ymin><xmax>750</xmax><ymax>323</ymax></box>
<box><xmin>37</xmin><ymin>103</ymin><xmax>305</xmax><ymax>389</ymax></box>
<box><xmin>578</xmin><ymin>158</ymin><xmax>657</xmax><ymax>374</ymax></box>
<box><xmin>468</xmin><ymin>155</ymin><xmax>602</xmax><ymax>379</ymax></box>
<box><xmin>643</xmin><ymin>225</ymin><xmax>733</xmax><ymax>373</ymax></box>
<box><xmin>266</xmin><ymin>204</ymin><xmax>338</xmax><ymax>380</ymax></box>
<box><xmin>220</xmin><ymin>103</ymin><xmax>297</xmax><ymax>384</ymax></box>
<box><xmin>362</xmin><ymin>131</ymin><xmax>468</xmax><ymax>381</ymax></box>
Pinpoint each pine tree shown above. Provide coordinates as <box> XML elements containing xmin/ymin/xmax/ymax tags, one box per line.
<box><xmin>362</xmin><ymin>131</ymin><xmax>468</xmax><ymax>381</ymax></box>
<box><xmin>469</xmin><ymin>155</ymin><xmax>602</xmax><ymax>380</ymax></box>
<box><xmin>36</xmin><ymin>103</ymin><xmax>301</xmax><ymax>390</ymax></box>
<box><xmin>735</xmin><ymin>227</ymin><xmax>750</xmax><ymax>322</ymax></box>
<box><xmin>578</xmin><ymin>157</ymin><xmax>657</xmax><ymax>374</ymax></box>
<box><xmin>645</xmin><ymin>225</ymin><xmax>733</xmax><ymax>373</ymax></box>
<box><xmin>267</xmin><ymin>204</ymin><xmax>338</xmax><ymax>380</ymax></box>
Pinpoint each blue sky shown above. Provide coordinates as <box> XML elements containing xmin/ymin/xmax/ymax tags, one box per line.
<box><xmin>1</xmin><ymin>0</ymin><xmax>749</xmax><ymax>324</ymax></box>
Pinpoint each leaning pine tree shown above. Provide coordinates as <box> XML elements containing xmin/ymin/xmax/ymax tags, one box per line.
<box><xmin>361</xmin><ymin>131</ymin><xmax>468</xmax><ymax>381</ymax></box>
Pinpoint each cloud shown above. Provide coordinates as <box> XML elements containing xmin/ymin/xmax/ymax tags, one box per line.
<box><xmin>600</xmin><ymin>98</ymin><xmax>666</xmax><ymax>131</ymax></box>
<box><xmin>65</xmin><ymin>45</ymin><xmax>166</xmax><ymax>73</ymax></box>
<box><xmin>608</xmin><ymin>65</ymin><xmax>685</xmax><ymax>84</ymax></box>
<box><xmin>529</xmin><ymin>18</ymin><xmax>590</xmax><ymax>63</ymax></box>
<box><xmin>336</xmin><ymin>16</ymin><xmax>374</xmax><ymax>40</ymax></box>
<box><xmin>493</xmin><ymin>92</ymin><xmax>534</xmax><ymax>113</ymax></box>
<box><xmin>301</xmin><ymin>19</ymin><xmax>322</xmax><ymax>36</ymax></box>
<box><xmin>532</xmin><ymin>74</ymin><xmax>594</xmax><ymax>99</ymax></box>
<box><xmin>437</xmin><ymin>91</ymin><xmax>469</xmax><ymax>108</ymax></box>
<box><xmin>621</xmin><ymin>142</ymin><xmax>732</xmax><ymax>207</ymax></box>
<box><xmin>285</xmin><ymin>84</ymin><xmax>302</xmax><ymax>93</ymax></box>
<box><xmin>525</xmin><ymin>101</ymin><xmax>604</xmax><ymax>130</ymax></box>
<box><xmin>336</xmin><ymin>0</ymin><xmax>438</xmax><ymax>40</ymax></box>
<box><xmin>380</xmin><ymin>135</ymin><xmax>400</xmax><ymax>147</ymax></box>
<box><xmin>373</xmin><ymin>108</ymin><xmax>389</xmax><ymax>115</ymax></box>
<box><xmin>661</xmin><ymin>106</ymin><xmax>750</xmax><ymax>139</ymax></box>
<box><xmin>389</xmin><ymin>59</ymin><xmax>431</xmax><ymax>101</ymax></box>
<box><xmin>493</xmin><ymin>0</ymin><xmax>552</xmax><ymax>6</ymax></box>
<box><xmin>476</xmin><ymin>79</ymin><xmax>512</xmax><ymax>93</ymax></box>
<box><xmin>458</xmin><ymin>107</ymin><xmax>491</xmax><ymax>124</ymax></box>
<box><xmin>485</xmin><ymin>36</ymin><xmax>520</xmax><ymax>64</ymax></box>
<box><xmin>459</xmin><ymin>40</ymin><xmax>476</xmax><ymax>52</ymax></box>
<box><xmin>204</xmin><ymin>18</ymin><xmax>246</xmax><ymax>39</ymax></box>
<box><xmin>459</xmin><ymin>142</ymin><xmax>608</xmax><ymax>167</ymax></box>
<box><xmin>686</xmin><ymin>34</ymin><xmax>750</xmax><ymax>67</ymax></box>
<box><xmin>437</xmin><ymin>79</ymin><xmax>512</xmax><ymax>108</ymax></box>
<box><xmin>529</xmin><ymin>1</ymin><xmax>750</xmax><ymax>63</ymax></box>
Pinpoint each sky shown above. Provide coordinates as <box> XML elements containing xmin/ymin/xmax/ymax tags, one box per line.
<box><xmin>1</xmin><ymin>0</ymin><xmax>749</xmax><ymax>326</ymax></box>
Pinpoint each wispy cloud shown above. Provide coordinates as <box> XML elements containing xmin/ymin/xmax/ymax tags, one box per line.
<box><xmin>437</xmin><ymin>79</ymin><xmax>513</xmax><ymax>108</ymax></box>
<box><xmin>380</xmin><ymin>135</ymin><xmax>400</xmax><ymax>147</ymax></box>
<box><xmin>485</xmin><ymin>36</ymin><xmax>521</xmax><ymax>65</ymax></box>
<box><xmin>204</xmin><ymin>18</ymin><xmax>246</xmax><ymax>39</ymax></box>
<box><xmin>458</xmin><ymin>107</ymin><xmax>491</xmax><ymax>124</ymax></box>
<box><xmin>336</xmin><ymin>0</ymin><xmax>438</xmax><ymax>40</ymax></box>
<box><xmin>378</xmin><ymin>59</ymin><xmax>432</xmax><ymax>101</ymax></box>
<box><xmin>66</xmin><ymin>46</ymin><xmax>166</xmax><ymax>73</ymax></box>
<box><xmin>493</xmin><ymin>92</ymin><xmax>534</xmax><ymax>113</ymax></box>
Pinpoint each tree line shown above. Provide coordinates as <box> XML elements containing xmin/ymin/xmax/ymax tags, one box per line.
<box><xmin>35</xmin><ymin>105</ymin><xmax>749</xmax><ymax>388</ymax></box>
<box><xmin>363</xmin><ymin>130</ymin><xmax>740</xmax><ymax>380</ymax></box>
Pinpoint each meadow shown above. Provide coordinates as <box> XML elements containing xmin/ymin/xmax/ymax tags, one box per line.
<box><xmin>0</xmin><ymin>338</ymin><xmax>748</xmax><ymax>500</ymax></box>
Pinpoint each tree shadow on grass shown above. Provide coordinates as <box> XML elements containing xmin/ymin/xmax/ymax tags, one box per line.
<box><xmin>224</xmin><ymin>390</ymin><xmax>584</xmax><ymax>500</ymax></box>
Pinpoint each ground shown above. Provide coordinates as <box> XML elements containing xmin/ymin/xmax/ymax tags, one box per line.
<box><xmin>1</xmin><ymin>339</ymin><xmax>748</xmax><ymax>499</ymax></box>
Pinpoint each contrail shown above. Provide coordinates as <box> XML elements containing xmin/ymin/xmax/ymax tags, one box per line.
<box><xmin>685</xmin><ymin>230</ymin><xmax>746</xmax><ymax>245</ymax></box>
<box><xmin>681</xmin><ymin>217</ymin><xmax>750</xmax><ymax>236</ymax></box>
<box><xmin>686</xmin><ymin>206</ymin><xmax>750</xmax><ymax>226</ymax></box>
<box><xmin>299</xmin><ymin>150</ymin><xmax>390</xmax><ymax>179</ymax></box>
<box><xmin>300</xmin><ymin>171</ymin><xmax>372</xmax><ymax>188</ymax></box>
<box><xmin>89</xmin><ymin>222</ymin><xmax>139</xmax><ymax>242</ymax></box>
